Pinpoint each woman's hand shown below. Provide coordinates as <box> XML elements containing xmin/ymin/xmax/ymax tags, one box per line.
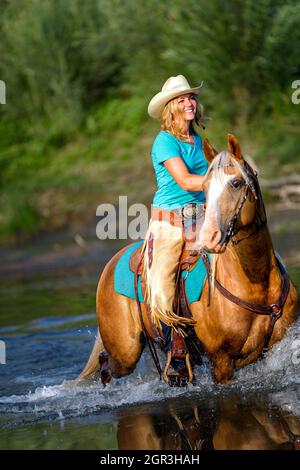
<box><xmin>164</xmin><ymin>157</ymin><xmax>205</xmax><ymax>191</ymax></box>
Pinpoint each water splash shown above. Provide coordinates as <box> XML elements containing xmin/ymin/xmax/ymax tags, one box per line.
<box><xmin>0</xmin><ymin>316</ymin><xmax>299</xmax><ymax>428</ymax></box>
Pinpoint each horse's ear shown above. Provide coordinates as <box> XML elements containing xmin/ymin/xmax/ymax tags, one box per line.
<box><xmin>228</xmin><ymin>134</ymin><xmax>243</xmax><ymax>162</ymax></box>
<box><xmin>202</xmin><ymin>138</ymin><xmax>218</xmax><ymax>163</ymax></box>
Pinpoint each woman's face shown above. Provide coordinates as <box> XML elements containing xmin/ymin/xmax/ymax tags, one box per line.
<box><xmin>176</xmin><ymin>93</ymin><xmax>197</xmax><ymax>121</ymax></box>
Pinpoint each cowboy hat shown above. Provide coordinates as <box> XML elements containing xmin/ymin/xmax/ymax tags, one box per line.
<box><xmin>148</xmin><ymin>75</ymin><xmax>203</xmax><ymax>119</ymax></box>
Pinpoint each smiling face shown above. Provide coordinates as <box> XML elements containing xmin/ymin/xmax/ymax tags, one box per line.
<box><xmin>176</xmin><ymin>93</ymin><xmax>197</xmax><ymax>122</ymax></box>
<box><xmin>161</xmin><ymin>93</ymin><xmax>201</xmax><ymax>138</ymax></box>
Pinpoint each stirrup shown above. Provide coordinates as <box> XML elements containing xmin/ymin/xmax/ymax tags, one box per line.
<box><xmin>163</xmin><ymin>350</ymin><xmax>194</xmax><ymax>387</ymax></box>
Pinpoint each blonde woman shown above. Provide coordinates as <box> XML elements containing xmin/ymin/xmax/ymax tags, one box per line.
<box><xmin>143</xmin><ymin>75</ymin><xmax>208</xmax><ymax>332</ymax></box>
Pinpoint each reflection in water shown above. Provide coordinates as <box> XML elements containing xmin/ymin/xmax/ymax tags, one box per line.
<box><xmin>117</xmin><ymin>396</ymin><xmax>300</xmax><ymax>451</ymax></box>
<box><xmin>2</xmin><ymin>391</ymin><xmax>300</xmax><ymax>450</ymax></box>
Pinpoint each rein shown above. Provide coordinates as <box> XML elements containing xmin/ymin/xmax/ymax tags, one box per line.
<box><xmin>202</xmin><ymin>252</ymin><xmax>290</xmax><ymax>354</ymax></box>
<box><xmin>231</xmin><ymin>219</ymin><xmax>266</xmax><ymax>246</ymax></box>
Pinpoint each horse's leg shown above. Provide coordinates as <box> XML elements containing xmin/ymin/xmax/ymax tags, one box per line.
<box><xmin>234</xmin><ymin>348</ymin><xmax>264</xmax><ymax>369</ymax></box>
<box><xmin>268</xmin><ymin>282</ymin><xmax>299</xmax><ymax>347</ymax></box>
<box><xmin>97</xmin><ymin>250</ymin><xmax>144</xmax><ymax>381</ymax></box>
<box><xmin>235</xmin><ymin>283</ymin><xmax>299</xmax><ymax>370</ymax></box>
<box><xmin>118</xmin><ymin>414</ymin><xmax>161</xmax><ymax>450</ymax></box>
<box><xmin>191</xmin><ymin>294</ymin><xmax>235</xmax><ymax>384</ymax></box>
<box><xmin>210</xmin><ymin>351</ymin><xmax>234</xmax><ymax>384</ymax></box>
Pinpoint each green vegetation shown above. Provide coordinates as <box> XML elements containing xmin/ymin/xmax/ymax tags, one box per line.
<box><xmin>0</xmin><ymin>420</ymin><xmax>118</xmax><ymax>450</ymax></box>
<box><xmin>0</xmin><ymin>0</ymin><xmax>299</xmax><ymax>244</ymax></box>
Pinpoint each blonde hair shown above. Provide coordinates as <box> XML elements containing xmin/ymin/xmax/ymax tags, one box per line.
<box><xmin>161</xmin><ymin>94</ymin><xmax>205</xmax><ymax>139</ymax></box>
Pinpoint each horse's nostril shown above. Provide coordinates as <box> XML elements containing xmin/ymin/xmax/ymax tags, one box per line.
<box><xmin>211</xmin><ymin>230</ymin><xmax>221</xmax><ymax>244</ymax></box>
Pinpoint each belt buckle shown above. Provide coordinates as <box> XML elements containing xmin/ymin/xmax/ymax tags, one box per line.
<box><xmin>182</xmin><ymin>204</ymin><xmax>199</xmax><ymax>218</ymax></box>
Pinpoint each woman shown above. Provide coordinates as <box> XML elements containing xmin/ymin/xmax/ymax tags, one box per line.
<box><xmin>143</xmin><ymin>74</ymin><xmax>208</xmax><ymax>333</ymax></box>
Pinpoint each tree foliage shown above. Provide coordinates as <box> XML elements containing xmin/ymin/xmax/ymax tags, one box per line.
<box><xmin>0</xmin><ymin>0</ymin><xmax>299</xmax><ymax>242</ymax></box>
<box><xmin>0</xmin><ymin>0</ymin><xmax>298</xmax><ymax>126</ymax></box>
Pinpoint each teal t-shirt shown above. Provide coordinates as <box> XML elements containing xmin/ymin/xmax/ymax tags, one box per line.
<box><xmin>152</xmin><ymin>130</ymin><xmax>208</xmax><ymax>209</ymax></box>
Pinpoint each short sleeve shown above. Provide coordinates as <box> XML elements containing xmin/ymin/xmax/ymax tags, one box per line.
<box><xmin>152</xmin><ymin>132</ymin><xmax>181</xmax><ymax>164</ymax></box>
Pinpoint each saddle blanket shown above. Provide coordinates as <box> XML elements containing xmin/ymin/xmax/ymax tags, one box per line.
<box><xmin>114</xmin><ymin>241</ymin><xmax>208</xmax><ymax>304</ymax></box>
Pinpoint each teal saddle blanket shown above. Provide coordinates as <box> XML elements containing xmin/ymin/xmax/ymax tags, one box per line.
<box><xmin>114</xmin><ymin>241</ymin><xmax>208</xmax><ymax>304</ymax></box>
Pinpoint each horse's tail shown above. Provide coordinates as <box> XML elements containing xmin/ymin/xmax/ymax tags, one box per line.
<box><xmin>78</xmin><ymin>331</ymin><xmax>104</xmax><ymax>379</ymax></box>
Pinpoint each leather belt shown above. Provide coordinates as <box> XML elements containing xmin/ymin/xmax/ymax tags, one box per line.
<box><xmin>152</xmin><ymin>203</ymin><xmax>205</xmax><ymax>227</ymax></box>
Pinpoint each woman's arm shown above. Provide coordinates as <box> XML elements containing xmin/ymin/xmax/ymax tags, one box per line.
<box><xmin>164</xmin><ymin>157</ymin><xmax>205</xmax><ymax>191</ymax></box>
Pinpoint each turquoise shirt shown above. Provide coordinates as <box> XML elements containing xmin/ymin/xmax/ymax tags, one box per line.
<box><xmin>152</xmin><ymin>130</ymin><xmax>208</xmax><ymax>209</ymax></box>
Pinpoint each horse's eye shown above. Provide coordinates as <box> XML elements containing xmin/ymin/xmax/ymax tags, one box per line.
<box><xmin>230</xmin><ymin>179</ymin><xmax>243</xmax><ymax>190</ymax></box>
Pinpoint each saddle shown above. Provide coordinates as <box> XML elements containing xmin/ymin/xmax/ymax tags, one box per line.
<box><xmin>129</xmin><ymin>232</ymin><xmax>207</xmax><ymax>387</ymax></box>
<box><xmin>129</xmin><ymin>239</ymin><xmax>202</xmax><ymax>275</ymax></box>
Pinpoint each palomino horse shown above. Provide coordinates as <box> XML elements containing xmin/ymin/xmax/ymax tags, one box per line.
<box><xmin>80</xmin><ymin>134</ymin><xmax>299</xmax><ymax>384</ymax></box>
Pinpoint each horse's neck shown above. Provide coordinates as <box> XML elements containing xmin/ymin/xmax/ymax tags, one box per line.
<box><xmin>217</xmin><ymin>226</ymin><xmax>280</xmax><ymax>294</ymax></box>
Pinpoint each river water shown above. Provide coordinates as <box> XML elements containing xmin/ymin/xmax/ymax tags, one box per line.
<box><xmin>0</xmin><ymin>207</ymin><xmax>299</xmax><ymax>450</ymax></box>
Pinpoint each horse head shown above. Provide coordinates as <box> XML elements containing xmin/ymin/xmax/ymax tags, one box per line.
<box><xmin>199</xmin><ymin>134</ymin><xmax>266</xmax><ymax>253</ymax></box>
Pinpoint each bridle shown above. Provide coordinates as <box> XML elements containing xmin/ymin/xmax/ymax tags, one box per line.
<box><xmin>202</xmin><ymin>159</ymin><xmax>290</xmax><ymax>356</ymax></box>
<box><xmin>212</xmin><ymin>161</ymin><xmax>265</xmax><ymax>248</ymax></box>
<box><xmin>218</xmin><ymin>184</ymin><xmax>251</xmax><ymax>247</ymax></box>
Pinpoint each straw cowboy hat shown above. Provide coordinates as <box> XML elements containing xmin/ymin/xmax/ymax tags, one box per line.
<box><xmin>148</xmin><ymin>75</ymin><xmax>203</xmax><ymax>119</ymax></box>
